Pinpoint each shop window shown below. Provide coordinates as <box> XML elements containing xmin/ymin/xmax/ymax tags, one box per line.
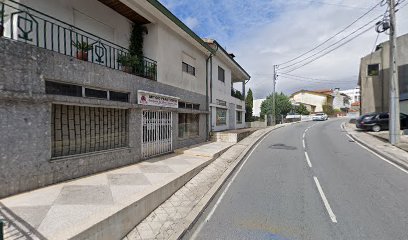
<box><xmin>216</xmin><ymin>108</ymin><xmax>227</xmax><ymax>126</ymax></box>
<box><xmin>178</xmin><ymin>113</ymin><xmax>199</xmax><ymax>138</ymax></box>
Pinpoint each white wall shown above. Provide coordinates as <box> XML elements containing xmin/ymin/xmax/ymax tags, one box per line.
<box><xmin>292</xmin><ymin>93</ymin><xmax>327</xmax><ymax>112</ymax></box>
<box><xmin>340</xmin><ymin>88</ymin><xmax>360</xmax><ymax>104</ymax></box>
<box><xmin>153</xmin><ymin>23</ymin><xmax>207</xmax><ymax>96</ymax></box>
<box><xmin>209</xmin><ymin>54</ymin><xmax>246</xmax><ymax>131</ymax></box>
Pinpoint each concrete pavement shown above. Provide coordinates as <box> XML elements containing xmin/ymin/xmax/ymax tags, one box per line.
<box><xmin>185</xmin><ymin>119</ymin><xmax>408</xmax><ymax>240</ymax></box>
<box><xmin>344</xmin><ymin>122</ymin><xmax>408</xmax><ymax>170</ymax></box>
<box><xmin>0</xmin><ymin>142</ymin><xmax>233</xmax><ymax>240</ymax></box>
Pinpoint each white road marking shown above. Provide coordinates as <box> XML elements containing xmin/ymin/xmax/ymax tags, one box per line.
<box><xmin>313</xmin><ymin>176</ymin><xmax>338</xmax><ymax>223</ymax></box>
<box><xmin>304</xmin><ymin>151</ymin><xmax>312</xmax><ymax>168</ymax></box>
<box><xmin>347</xmin><ymin>134</ymin><xmax>408</xmax><ymax>174</ymax></box>
<box><xmin>190</xmin><ymin>129</ymin><xmax>276</xmax><ymax>240</ymax></box>
<box><xmin>302</xmin><ymin>139</ymin><xmax>306</xmax><ymax>149</ymax></box>
<box><xmin>302</xmin><ymin>132</ymin><xmax>306</xmax><ymax>139</ymax></box>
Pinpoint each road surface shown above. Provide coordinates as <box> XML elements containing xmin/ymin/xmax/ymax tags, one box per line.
<box><xmin>183</xmin><ymin>119</ymin><xmax>408</xmax><ymax>240</ymax></box>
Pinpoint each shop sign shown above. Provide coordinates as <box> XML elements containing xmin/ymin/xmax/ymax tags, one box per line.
<box><xmin>138</xmin><ymin>90</ymin><xmax>179</xmax><ymax>108</ymax></box>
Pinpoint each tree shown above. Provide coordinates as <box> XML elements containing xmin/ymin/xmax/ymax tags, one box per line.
<box><xmin>260</xmin><ymin>92</ymin><xmax>292</xmax><ymax>123</ymax></box>
<box><xmin>245</xmin><ymin>88</ymin><xmax>253</xmax><ymax>122</ymax></box>
<box><xmin>294</xmin><ymin>103</ymin><xmax>310</xmax><ymax>115</ymax></box>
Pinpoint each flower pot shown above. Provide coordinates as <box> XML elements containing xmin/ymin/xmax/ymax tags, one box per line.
<box><xmin>0</xmin><ymin>25</ymin><xmax>4</xmax><ymax>37</ymax></box>
<box><xmin>76</xmin><ymin>51</ymin><xmax>88</xmax><ymax>61</ymax></box>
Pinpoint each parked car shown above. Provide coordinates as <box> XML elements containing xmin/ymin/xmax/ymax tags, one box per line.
<box><xmin>312</xmin><ymin>113</ymin><xmax>328</xmax><ymax>121</ymax></box>
<box><xmin>356</xmin><ymin>112</ymin><xmax>408</xmax><ymax>132</ymax></box>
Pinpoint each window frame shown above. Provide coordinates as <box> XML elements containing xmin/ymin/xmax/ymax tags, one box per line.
<box><xmin>182</xmin><ymin>62</ymin><xmax>196</xmax><ymax>76</ymax></box>
<box><xmin>218</xmin><ymin>66</ymin><xmax>225</xmax><ymax>82</ymax></box>
<box><xmin>367</xmin><ymin>64</ymin><xmax>380</xmax><ymax>76</ymax></box>
<box><xmin>216</xmin><ymin>108</ymin><xmax>227</xmax><ymax>126</ymax></box>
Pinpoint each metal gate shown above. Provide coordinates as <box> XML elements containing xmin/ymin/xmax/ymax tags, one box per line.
<box><xmin>142</xmin><ymin>110</ymin><xmax>173</xmax><ymax>158</ymax></box>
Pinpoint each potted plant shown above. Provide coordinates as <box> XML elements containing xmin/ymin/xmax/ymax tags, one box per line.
<box><xmin>72</xmin><ymin>41</ymin><xmax>93</xmax><ymax>61</ymax></box>
<box><xmin>117</xmin><ymin>54</ymin><xmax>139</xmax><ymax>73</ymax></box>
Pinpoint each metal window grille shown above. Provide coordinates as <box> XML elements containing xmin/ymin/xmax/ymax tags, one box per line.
<box><xmin>51</xmin><ymin>104</ymin><xmax>128</xmax><ymax>158</ymax></box>
<box><xmin>142</xmin><ymin>111</ymin><xmax>172</xmax><ymax>158</ymax></box>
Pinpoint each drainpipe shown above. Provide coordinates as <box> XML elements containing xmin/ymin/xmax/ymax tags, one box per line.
<box><xmin>207</xmin><ymin>44</ymin><xmax>219</xmax><ymax>136</ymax></box>
<box><xmin>206</xmin><ymin>54</ymin><xmax>212</xmax><ymax>141</ymax></box>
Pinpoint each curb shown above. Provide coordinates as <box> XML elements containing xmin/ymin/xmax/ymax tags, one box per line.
<box><xmin>344</xmin><ymin>124</ymin><xmax>408</xmax><ymax>171</ymax></box>
<box><xmin>169</xmin><ymin>123</ymin><xmax>295</xmax><ymax>240</ymax></box>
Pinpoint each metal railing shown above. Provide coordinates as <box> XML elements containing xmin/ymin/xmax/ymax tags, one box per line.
<box><xmin>0</xmin><ymin>0</ymin><xmax>157</xmax><ymax>80</ymax></box>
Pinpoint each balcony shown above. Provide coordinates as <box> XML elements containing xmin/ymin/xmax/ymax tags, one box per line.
<box><xmin>0</xmin><ymin>0</ymin><xmax>157</xmax><ymax>80</ymax></box>
<box><xmin>231</xmin><ymin>88</ymin><xmax>244</xmax><ymax>101</ymax></box>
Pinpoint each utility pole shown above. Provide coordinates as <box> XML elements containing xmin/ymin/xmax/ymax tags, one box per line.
<box><xmin>272</xmin><ymin>65</ymin><xmax>277</xmax><ymax>126</ymax></box>
<box><xmin>388</xmin><ymin>0</ymin><xmax>400</xmax><ymax>145</ymax></box>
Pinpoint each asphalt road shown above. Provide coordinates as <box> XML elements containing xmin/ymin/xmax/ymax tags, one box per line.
<box><xmin>183</xmin><ymin>119</ymin><xmax>408</xmax><ymax>240</ymax></box>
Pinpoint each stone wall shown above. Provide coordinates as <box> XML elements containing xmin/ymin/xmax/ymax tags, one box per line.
<box><xmin>0</xmin><ymin>38</ymin><xmax>208</xmax><ymax>198</ymax></box>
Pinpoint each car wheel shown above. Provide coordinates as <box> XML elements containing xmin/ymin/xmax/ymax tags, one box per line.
<box><xmin>372</xmin><ymin>125</ymin><xmax>381</xmax><ymax>132</ymax></box>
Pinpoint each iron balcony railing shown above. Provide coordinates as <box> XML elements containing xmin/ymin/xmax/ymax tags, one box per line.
<box><xmin>0</xmin><ymin>0</ymin><xmax>157</xmax><ymax>80</ymax></box>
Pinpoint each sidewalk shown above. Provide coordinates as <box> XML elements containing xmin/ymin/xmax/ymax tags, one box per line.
<box><xmin>344</xmin><ymin>123</ymin><xmax>408</xmax><ymax>170</ymax></box>
<box><xmin>0</xmin><ymin>142</ymin><xmax>233</xmax><ymax>240</ymax></box>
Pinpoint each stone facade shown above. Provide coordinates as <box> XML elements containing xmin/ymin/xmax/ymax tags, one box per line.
<box><xmin>0</xmin><ymin>38</ymin><xmax>208</xmax><ymax>198</ymax></box>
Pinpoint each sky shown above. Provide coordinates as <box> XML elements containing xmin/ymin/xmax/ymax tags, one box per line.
<box><xmin>159</xmin><ymin>0</ymin><xmax>408</xmax><ymax>99</ymax></box>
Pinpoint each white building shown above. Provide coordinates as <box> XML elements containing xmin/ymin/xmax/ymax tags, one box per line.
<box><xmin>290</xmin><ymin>90</ymin><xmax>334</xmax><ymax>113</ymax></box>
<box><xmin>340</xmin><ymin>87</ymin><xmax>360</xmax><ymax>104</ymax></box>
<box><xmin>203</xmin><ymin>39</ymin><xmax>250</xmax><ymax>132</ymax></box>
<box><xmin>253</xmin><ymin>99</ymin><xmax>265</xmax><ymax>117</ymax></box>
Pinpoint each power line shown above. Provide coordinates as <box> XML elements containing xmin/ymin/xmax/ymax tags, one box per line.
<box><xmin>281</xmin><ymin>21</ymin><xmax>378</xmax><ymax>74</ymax></box>
<box><xmin>278</xmin><ymin>75</ymin><xmax>356</xmax><ymax>85</ymax></box>
<box><xmin>309</xmin><ymin>0</ymin><xmax>382</xmax><ymax>10</ymax></box>
<box><xmin>279</xmin><ymin>14</ymin><xmax>383</xmax><ymax>71</ymax></box>
<box><xmin>279</xmin><ymin>73</ymin><xmax>357</xmax><ymax>83</ymax></box>
<box><xmin>278</xmin><ymin>1</ymin><xmax>383</xmax><ymax>66</ymax></box>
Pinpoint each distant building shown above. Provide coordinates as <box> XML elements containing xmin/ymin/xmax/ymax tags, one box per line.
<box><xmin>290</xmin><ymin>90</ymin><xmax>334</xmax><ymax>113</ymax></box>
<box><xmin>340</xmin><ymin>87</ymin><xmax>360</xmax><ymax>104</ymax></box>
<box><xmin>315</xmin><ymin>89</ymin><xmax>351</xmax><ymax>112</ymax></box>
<box><xmin>358</xmin><ymin>33</ymin><xmax>408</xmax><ymax>115</ymax></box>
<box><xmin>253</xmin><ymin>99</ymin><xmax>265</xmax><ymax>117</ymax></box>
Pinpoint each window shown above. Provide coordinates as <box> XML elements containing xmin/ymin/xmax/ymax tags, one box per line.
<box><xmin>45</xmin><ymin>81</ymin><xmax>82</xmax><ymax>97</ymax></box>
<box><xmin>182</xmin><ymin>62</ymin><xmax>195</xmax><ymax>76</ymax></box>
<box><xmin>218</xmin><ymin>66</ymin><xmax>225</xmax><ymax>82</ymax></box>
<box><xmin>368</xmin><ymin>64</ymin><xmax>379</xmax><ymax>76</ymax></box>
<box><xmin>85</xmin><ymin>88</ymin><xmax>107</xmax><ymax>99</ymax></box>
<box><xmin>236</xmin><ymin>105</ymin><xmax>243</xmax><ymax>109</ymax></box>
<box><xmin>216</xmin><ymin>108</ymin><xmax>227</xmax><ymax>126</ymax></box>
<box><xmin>51</xmin><ymin>104</ymin><xmax>128</xmax><ymax>158</ymax></box>
<box><xmin>178</xmin><ymin>113</ymin><xmax>199</xmax><ymax>138</ymax></box>
<box><xmin>110</xmin><ymin>91</ymin><xmax>129</xmax><ymax>102</ymax></box>
<box><xmin>178</xmin><ymin>102</ymin><xmax>200</xmax><ymax>110</ymax></box>
<box><xmin>237</xmin><ymin>111</ymin><xmax>242</xmax><ymax>124</ymax></box>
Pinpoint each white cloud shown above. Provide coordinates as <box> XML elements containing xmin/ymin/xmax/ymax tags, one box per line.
<box><xmin>160</xmin><ymin>0</ymin><xmax>408</xmax><ymax>99</ymax></box>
